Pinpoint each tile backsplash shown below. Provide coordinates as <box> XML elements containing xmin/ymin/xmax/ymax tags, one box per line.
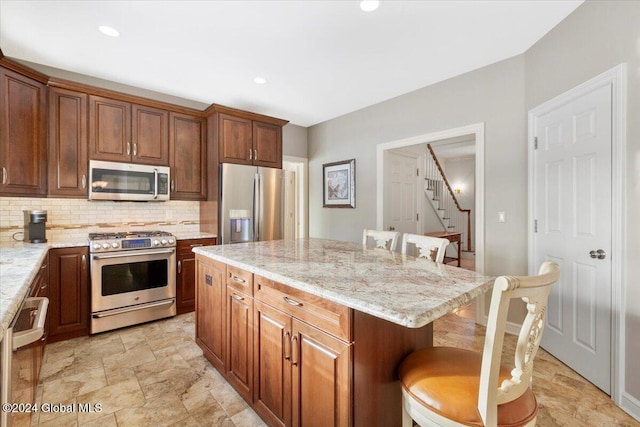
<box><xmin>0</xmin><ymin>197</ymin><xmax>201</xmax><ymax>243</ymax></box>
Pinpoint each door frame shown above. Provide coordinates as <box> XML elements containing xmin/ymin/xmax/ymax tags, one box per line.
<box><xmin>283</xmin><ymin>156</ymin><xmax>309</xmax><ymax>238</ymax></box>
<box><xmin>376</xmin><ymin>123</ymin><xmax>485</xmax><ymax>322</ymax></box>
<box><xmin>527</xmin><ymin>64</ymin><xmax>627</xmax><ymax>405</ymax></box>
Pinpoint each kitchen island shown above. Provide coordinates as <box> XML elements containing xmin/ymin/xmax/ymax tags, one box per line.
<box><xmin>193</xmin><ymin>238</ymin><xmax>493</xmax><ymax>427</ymax></box>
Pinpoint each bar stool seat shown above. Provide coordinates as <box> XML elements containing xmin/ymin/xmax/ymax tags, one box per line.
<box><xmin>399</xmin><ymin>347</ymin><xmax>537</xmax><ymax>427</ymax></box>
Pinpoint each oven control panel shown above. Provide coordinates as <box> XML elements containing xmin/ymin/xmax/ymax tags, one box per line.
<box><xmin>89</xmin><ymin>232</ymin><xmax>176</xmax><ymax>252</ymax></box>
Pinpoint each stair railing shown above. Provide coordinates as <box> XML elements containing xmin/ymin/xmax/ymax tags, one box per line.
<box><xmin>425</xmin><ymin>144</ymin><xmax>472</xmax><ymax>251</ymax></box>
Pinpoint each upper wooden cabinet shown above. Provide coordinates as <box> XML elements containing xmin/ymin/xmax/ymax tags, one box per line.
<box><xmin>89</xmin><ymin>95</ymin><xmax>169</xmax><ymax>166</ymax></box>
<box><xmin>48</xmin><ymin>87</ymin><xmax>88</xmax><ymax>197</ymax></box>
<box><xmin>218</xmin><ymin>113</ymin><xmax>283</xmax><ymax>169</ymax></box>
<box><xmin>0</xmin><ymin>66</ymin><xmax>47</xmax><ymax>196</ymax></box>
<box><xmin>169</xmin><ymin>112</ymin><xmax>206</xmax><ymax>200</ymax></box>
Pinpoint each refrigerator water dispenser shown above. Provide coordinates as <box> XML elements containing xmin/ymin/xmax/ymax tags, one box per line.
<box><xmin>230</xmin><ymin>218</ymin><xmax>251</xmax><ymax>243</ymax></box>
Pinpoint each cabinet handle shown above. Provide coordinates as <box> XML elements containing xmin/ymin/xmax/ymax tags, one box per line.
<box><xmin>254</xmin><ymin>149</ymin><xmax>257</xmax><ymax>161</ymax></box>
<box><xmin>171</xmin><ymin>180</ymin><xmax>175</xmax><ymax>192</ymax></box>
<box><xmin>283</xmin><ymin>331</ymin><xmax>291</xmax><ymax>360</ymax></box>
<box><xmin>249</xmin><ymin>148</ymin><xmax>253</xmax><ymax>160</ymax></box>
<box><xmin>231</xmin><ymin>293</ymin><xmax>244</xmax><ymax>301</ymax></box>
<box><xmin>133</xmin><ymin>143</ymin><xmax>137</xmax><ymax>157</ymax></box>
<box><xmin>2</xmin><ymin>166</ymin><xmax>6</xmax><ymax>185</ymax></box>
<box><xmin>283</xmin><ymin>296</ymin><xmax>303</xmax><ymax>307</ymax></box>
<box><xmin>177</xmin><ymin>260</ymin><xmax>182</xmax><ymax>274</ymax></box>
<box><xmin>291</xmin><ymin>335</ymin><xmax>299</xmax><ymax>366</ymax></box>
<box><xmin>82</xmin><ymin>254</ymin><xmax>86</xmax><ymax>270</ymax></box>
<box><xmin>127</xmin><ymin>142</ymin><xmax>131</xmax><ymax>156</ymax></box>
<box><xmin>232</xmin><ymin>275</ymin><xmax>246</xmax><ymax>284</ymax></box>
<box><xmin>82</xmin><ymin>174</ymin><xmax>86</xmax><ymax>189</ymax></box>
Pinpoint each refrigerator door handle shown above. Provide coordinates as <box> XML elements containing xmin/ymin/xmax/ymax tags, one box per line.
<box><xmin>254</xmin><ymin>173</ymin><xmax>260</xmax><ymax>241</ymax></box>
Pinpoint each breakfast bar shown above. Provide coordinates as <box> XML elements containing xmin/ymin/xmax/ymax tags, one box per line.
<box><xmin>193</xmin><ymin>238</ymin><xmax>493</xmax><ymax>427</ymax></box>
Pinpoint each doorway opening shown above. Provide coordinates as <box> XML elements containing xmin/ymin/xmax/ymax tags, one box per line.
<box><xmin>283</xmin><ymin>156</ymin><xmax>309</xmax><ymax>239</ymax></box>
<box><xmin>376</xmin><ymin>123</ymin><xmax>485</xmax><ymax>322</ymax></box>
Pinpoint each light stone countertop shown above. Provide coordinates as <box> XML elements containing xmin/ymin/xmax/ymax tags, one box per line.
<box><xmin>193</xmin><ymin>238</ymin><xmax>494</xmax><ymax>328</ymax></box>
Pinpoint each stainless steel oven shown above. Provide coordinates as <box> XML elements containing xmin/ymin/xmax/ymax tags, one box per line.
<box><xmin>89</xmin><ymin>231</ymin><xmax>176</xmax><ymax>334</ymax></box>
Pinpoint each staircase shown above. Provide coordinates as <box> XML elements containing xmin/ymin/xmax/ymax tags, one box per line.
<box><xmin>424</xmin><ymin>144</ymin><xmax>472</xmax><ymax>251</ymax></box>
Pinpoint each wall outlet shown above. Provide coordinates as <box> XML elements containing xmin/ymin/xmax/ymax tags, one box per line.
<box><xmin>498</xmin><ymin>211</ymin><xmax>506</xmax><ymax>223</ymax></box>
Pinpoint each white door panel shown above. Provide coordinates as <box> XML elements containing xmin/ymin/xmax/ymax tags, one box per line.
<box><xmin>385</xmin><ymin>152</ymin><xmax>418</xmax><ymax>238</ymax></box>
<box><xmin>534</xmin><ymin>83</ymin><xmax>612</xmax><ymax>394</ymax></box>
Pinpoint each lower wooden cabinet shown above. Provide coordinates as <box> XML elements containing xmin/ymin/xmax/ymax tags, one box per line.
<box><xmin>176</xmin><ymin>238</ymin><xmax>216</xmax><ymax>314</ymax></box>
<box><xmin>48</xmin><ymin>247</ymin><xmax>89</xmax><ymax>343</ymax></box>
<box><xmin>196</xmin><ymin>257</ymin><xmax>353</xmax><ymax>427</ymax></box>
<box><xmin>226</xmin><ymin>287</ymin><xmax>253</xmax><ymax>401</ymax></box>
<box><xmin>195</xmin><ymin>256</ymin><xmax>226</xmax><ymax>371</ymax></box>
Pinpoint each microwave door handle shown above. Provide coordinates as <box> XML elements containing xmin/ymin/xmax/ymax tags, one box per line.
<box><xmin>153</xmin><ymin>169</ymin><xmax>159</xmax><ymax>199</ymax></box>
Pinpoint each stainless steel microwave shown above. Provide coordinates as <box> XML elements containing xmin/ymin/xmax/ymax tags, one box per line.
<box><xmin>89</xmin><ymin>160</ymin><xmax>170</xmax><ymax>201</ymax></box>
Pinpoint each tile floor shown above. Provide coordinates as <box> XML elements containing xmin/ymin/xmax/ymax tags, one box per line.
<box><xmin>34</xmin><ymin>311</ymin><xmax>639</xmax><ymax>426</ymax></box>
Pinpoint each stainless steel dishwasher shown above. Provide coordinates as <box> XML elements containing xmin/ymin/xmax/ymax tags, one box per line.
<box><xmin>1</xmin><ymin>296</ymin><xmax>48</xmax><ymax>427</ymax></box>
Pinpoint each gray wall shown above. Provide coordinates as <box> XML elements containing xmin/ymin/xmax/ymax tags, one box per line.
<box><xmin>309</xmin><ymin>55</ymin><xmax>527</xmax><ymax>277</ymax></box>
<box><xmin>524</xmin><ymin>0</ymin><xmax>640</xmax><ymax>410</ymax></box>
<box><xmin>283</xmin><ymin>124</ymin><xmax>308</xmax><ymax>158</ymax></box>
<box><xmin>308</xmin><ymin>0</ymin><xmax>640</xmax><ymax>414</ymax></box>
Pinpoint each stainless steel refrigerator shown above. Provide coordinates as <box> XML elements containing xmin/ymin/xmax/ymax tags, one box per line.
<box><xmin>219</xmin><ymin>163</ymin><xmax>284</xmax><ymax>245</ymax></box>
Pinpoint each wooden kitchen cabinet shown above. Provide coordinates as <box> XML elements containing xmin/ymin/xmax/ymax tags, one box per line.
<box><xmin>48</xmin><ymin>87</ymin><xmax>88</xmax><ymax>197</ymax></box>
<box><xmin>253</xmin><ymin>275</ymin><xmax>352</xmax><ymax>427</ymax></box>
<box><xmin>176</xmin><ymin>237</ymin><xmax>216</xmax><ymax>314</ymax></box>
<box><xmin>169</xmin><ymin>112</ymin><xmax>206</xmax><ymax>200</ymax></box>
<box><xmin>0</xmin><ymin>66</ymin><xmax>47</xmax><ymax>196</ymax></box>
<box><xmin>195</xmin><ymin>256</ymin><xmax>226</xmax><ymax>371</ymax></box>
<box><xmin>89</xmin><ymin>95</ymin><xmax>169</xmax><ymax>165</ymax></box>
<box><xmin>226</xmin><ymin>286</ymin><xmax>253</xmax><ymax>402</ymax></box>
<box><xmin>218</xmin><ymin>113</ymin><xmax>283</xmax><ymax>169</ymax></box>
<box><xmin>48</xmin><ymin>247</ymin><xmax>89</xmax><ymax>343</ymax></box>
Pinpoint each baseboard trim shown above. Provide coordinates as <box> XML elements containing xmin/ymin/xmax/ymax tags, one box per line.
<box><xmin>621</xmin><ymin>392</ymin><xmax>640</xmax><ymax>422</ymax></box>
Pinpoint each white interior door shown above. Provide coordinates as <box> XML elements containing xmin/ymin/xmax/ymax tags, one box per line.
<box><xmin>385</xmin><ymin>151</ymin><xmax>418</xmax><ymax>238</ymax></box>
<box><xmin>533</xmin><ymin>83</ymin><xmax>612</xmax><ymax>394</ymax></box>
<box><xmin>284</xmin><ymin>169</ymin><xmax>296</xmax><ymax>239</ymax></box>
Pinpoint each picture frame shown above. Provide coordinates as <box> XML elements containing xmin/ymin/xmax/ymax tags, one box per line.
<box><xmin>323</xmin><ymin>159</ymin><xmax>356</xmax><ymax>208</ymax></box>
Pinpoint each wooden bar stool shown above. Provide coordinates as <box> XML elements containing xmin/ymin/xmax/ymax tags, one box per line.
<box><xmin>398</xmin><ymin>262</ymin><xmax>560</xmax><ymax>427</ymax></box>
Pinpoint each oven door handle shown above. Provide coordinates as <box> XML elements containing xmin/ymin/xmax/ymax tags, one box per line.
<box><xmin>92</xmin><ymin>249</ymin><xmax>175</xmax><ymax>260</ymax></box>
<box><xmin>92</xmin><ymin>299</ymin><xmax>175</xmax><ymax>318</ymax></box>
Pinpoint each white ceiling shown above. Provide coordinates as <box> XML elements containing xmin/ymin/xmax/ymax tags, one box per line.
<box><xmin>0</xmin><ymin>0</ymin><xmax>582</xmax><ymax>127</ymax></box>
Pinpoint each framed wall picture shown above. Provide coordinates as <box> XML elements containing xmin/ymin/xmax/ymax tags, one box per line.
<box><xmin>323</xmin><ymin>159</ymin><xmax>355</xmax><ymax>208</ymax></box>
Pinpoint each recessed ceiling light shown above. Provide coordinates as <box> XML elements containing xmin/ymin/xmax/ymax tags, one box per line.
<box><xmin>98</xmin><ymin>25</ymin><xmax>120</xmax><ymax>37</ymax></box>
<box><xmin>254</xmin><ymin>77</ymin><xmax>267</xmax><ymax>85</ymax></box>
<box><xmin>360</xmin><ymin>0</ymin><xmax>380</xmax><ymax>12</ymax></box>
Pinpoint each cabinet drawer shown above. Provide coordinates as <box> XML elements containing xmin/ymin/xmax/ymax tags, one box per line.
<box><xmin>254</xmin><ymin>275</ymin><xmax>352</xmax><ymax>342</ymax></box>
<box><xmin>177</xmin><ymin>238</ymin><xmax>216</xmax><ymax>255</ymax></box>
<box><xmin>227</xmin><ymin>265</ymin><xmax>253</xmax><ymax>295</ymax></box>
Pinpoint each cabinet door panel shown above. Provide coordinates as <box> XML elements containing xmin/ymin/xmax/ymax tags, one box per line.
<box><xmin>177</xmin><ymin>255</ymin><xmax>196</xmax><ymax>313</ymax></box>
<box><xmin>253</xmin><ymin>121</ymin><xmax>282</xmax><ymax>169</ymax></box>
<box><xmin>253</xmin><ymin>300</ymin><xmax>291</xmax><ymax>427</ymax></box>
<box><xmin>292</xmin><ymin>319</ymin><xmax>352</xmax><ymax>427</ymax></box>
<box><xmin>0</xmin><ymin>67</ymin><xmax>47</xmax><ymax>196</ymax></box>
<box><xmin>169</xmin><ymin>112</ymin><xmax>206</xmax><ymax>200</ymax></box>
<box><xmin>218</xmin><ymin>113</ymin><xmax>252</xmax><ymax>165</ymax></box>
<box><xmin>48</xmin><ymin>87</ymin><xmax>88</xmax><ymax>197</ymax></box>
<box><xmin>226</xmin><ymin>287</ymin><xmax>253</xmax><ymax>400</ymax></box>
<box><xmin>196</xmin><ymin>257</ymin><xmax>225</xmax><ymax>370</ymax></box>
<box><xmin>132</xmin><ymin>104</ymin><xmax>169</xmax><ymax>166</ymax></box>
<box><xmin>89</xmin><ymin>95</ymin><xmax>131</xmax><ymax>162</ymax></box>
<box><xmin>48</xmin><ymin>247</ymin><xmax>89</xmax><ymax>342</ymax></box>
